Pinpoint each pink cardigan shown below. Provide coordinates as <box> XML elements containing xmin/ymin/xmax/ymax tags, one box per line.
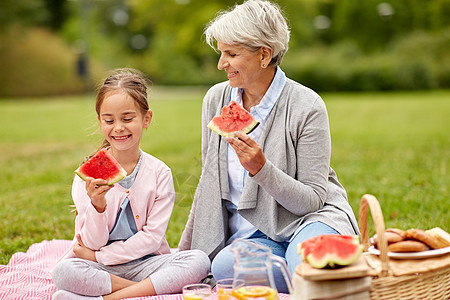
<box><xmin>64</xmin><ymin>151</ymin><xmax>175</xmax><ymax>266</ymax></box>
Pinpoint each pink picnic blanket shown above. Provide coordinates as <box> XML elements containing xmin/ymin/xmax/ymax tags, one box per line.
<box><xmin>0</xmin><ymin>240</ymin><xmax>289</xmax><ymax>300</ymax></box>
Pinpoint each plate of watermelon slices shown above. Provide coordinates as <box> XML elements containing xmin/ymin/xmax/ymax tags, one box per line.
<box><xmin>368</xmin><ymin>245</ymin><xmax>450</xmax><ymax>259</ymax></box>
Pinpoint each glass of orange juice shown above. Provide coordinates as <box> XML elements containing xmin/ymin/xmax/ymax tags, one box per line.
<box><xmin>215</xmin><ymin>278</ymin><xmax>235</xmax><ymax>300</ymax></box>
<box><xmin>183</xmin><ymin>283</ymin><xmax>212</xmax><ymax>300</ymax></box>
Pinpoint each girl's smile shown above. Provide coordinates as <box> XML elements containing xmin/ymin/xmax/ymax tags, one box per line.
<box><xmin>114</xmin><ymin>135</ymin><xmax>129</xmax><ymax>139</ymax></box>
<box><xmin>112</xmin><ymin>134</ymin><xmax>131</xmax><ymax>141</ymax></box>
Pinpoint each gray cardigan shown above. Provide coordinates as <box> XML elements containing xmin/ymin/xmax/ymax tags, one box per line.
<box><xmin>178</xmin><ymin>78</ymin><xmax>360</xmax><ymax>259</ymax></box>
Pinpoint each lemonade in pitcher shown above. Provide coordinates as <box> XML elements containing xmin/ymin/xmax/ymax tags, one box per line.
<box><xmin>230</xmin><ymin>239</ymin><xmax>292</xmax><ymax>300</ymax></box>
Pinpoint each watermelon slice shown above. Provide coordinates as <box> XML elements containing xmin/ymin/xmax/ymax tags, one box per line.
<box><xmin>207</xmin><ymin>101</ymin><xmax>259</xmax><ymax>137</ymax></box>
<box><xmin>298</xmin><ymin>234</ymin><xmax>363</xmax><ymax>269</ymax></box>
<box><xmin>75</xmin><ymin>148</ymin><xmax>127</xmax><ymax>185</ymax></box>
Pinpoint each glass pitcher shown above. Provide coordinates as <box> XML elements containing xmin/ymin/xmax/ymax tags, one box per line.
<box><xmin>230</xmin><ymin>239</ymin><xmax>293</xmax><ymax>300</ymax></box>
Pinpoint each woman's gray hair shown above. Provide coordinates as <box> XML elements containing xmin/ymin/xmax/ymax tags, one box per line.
<box><xmin>204</xmin><ymin>0</ymin><xmax>290</xmax><ymax>67</ymax></box>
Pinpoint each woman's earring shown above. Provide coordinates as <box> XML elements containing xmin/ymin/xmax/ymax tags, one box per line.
<box><xmin>262</xmin><ymin>64</ymin><xmax>266</xmax><ymax>68</ymax></box>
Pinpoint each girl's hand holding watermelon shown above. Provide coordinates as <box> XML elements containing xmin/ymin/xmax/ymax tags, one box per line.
<box><xmin>84</xmin><ymin>177</ymin><xmax>113</xmax><ymax>213</ymax></box>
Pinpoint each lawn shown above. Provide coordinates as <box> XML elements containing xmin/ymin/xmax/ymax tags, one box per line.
<box><xmin>0</xmin><ymin>88</ymin><xmax>449</xmax><ymax>265</ymax></box>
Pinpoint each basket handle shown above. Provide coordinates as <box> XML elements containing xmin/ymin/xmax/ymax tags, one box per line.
<box><xmin>359</xmin><ymin>194</ymin><xmax>389</xmax><ymax>277</ymax></box>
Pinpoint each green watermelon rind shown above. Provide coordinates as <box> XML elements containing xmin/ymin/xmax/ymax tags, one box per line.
<box><xmin>74</xmin><ymin>149</ymin><xmax>127</xmax><ymax>186</ymax></box>
<box><xmin>207</xmin><ymin>119</ymin><xmax>259</xmax><ymax>137</ymax></box>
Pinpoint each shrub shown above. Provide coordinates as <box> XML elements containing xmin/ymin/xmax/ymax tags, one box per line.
<box><xmin>0</xmin><ymin>26</ymin><xmax>99</xmax><ymax>97</ymax></box>
<box><xmin>282</xmin><ymin>29</ymin><xmax>450</xmax><ymax>92</ymax></box>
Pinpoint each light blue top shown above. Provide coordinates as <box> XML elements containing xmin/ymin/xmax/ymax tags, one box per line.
<box><xmin>107</xmin><ymin>151</ymin><xmax>142</xmax><ymax>244</ymax></box>
<box><xmin>226</xmin><ymin>67</ymin><xmax>286</xmax><ymax>244</ymax></box>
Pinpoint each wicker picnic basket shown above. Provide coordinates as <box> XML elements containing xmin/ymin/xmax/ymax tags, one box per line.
<box><xmin>359</xmin><ymin>194</ymin><xmax>450</xmax><ymax>300</ymax></box>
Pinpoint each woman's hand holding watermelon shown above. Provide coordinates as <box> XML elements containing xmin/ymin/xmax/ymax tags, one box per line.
<box><xmin>85</xmin><ymin>177</ymin><xmax>113</xmax><ymax>213</ymax></box>
<box><xmin>226</xmin><ymin>131</ymin><xmax>266</xmax><ymax>176</ymax></box>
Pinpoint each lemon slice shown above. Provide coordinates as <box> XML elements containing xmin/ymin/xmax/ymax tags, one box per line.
<box><xmin>183</xmin><ymin>293</ymin><xmax>206</xmax><ymax>300</ymax></box>
<box><xmin>231</xmin><ymin>289</ymin><xmax>247</xmax><ymax>300</ymax></box>
<box><xmin>238</xmin><ymin>286</ymin><xmax>272</xmax><ymax>298</ymax></box>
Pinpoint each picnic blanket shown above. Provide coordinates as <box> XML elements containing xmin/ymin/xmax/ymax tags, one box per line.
<box><xmin>0</xmin><ymin>240</ymin><xmax>290</xmax><ymax>300</ymax></box>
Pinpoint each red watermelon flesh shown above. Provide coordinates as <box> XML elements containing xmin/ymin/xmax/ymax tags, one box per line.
<box><xmin>298</xmin><ymin>236</ymin><xmax>321</xmax><ymax>261</ymax></box>
<box><xmin>207</xmin><ymin>101</ymin><xmax>259</xmax><ymax>137</ymax></box>
<box><xmin>75</xmin><ymin>148</ymin><xmax>127</xmax><ymax>185</ymax></box>
<box><xmin>300</xmin><ymin>234</ymin><xmax>363</xmax><ymax>269</ymax></box>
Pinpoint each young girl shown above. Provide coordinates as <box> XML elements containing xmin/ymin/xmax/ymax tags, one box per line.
<box><xmin>52</xmin><ymin>68</ymin><xmax>210</xmax><ymax>299</ymax></box>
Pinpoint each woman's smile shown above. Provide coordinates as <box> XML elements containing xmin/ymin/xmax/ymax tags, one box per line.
<box><xmin>227</xmin><ymin>71</ymin><xmax>239</xmax><ymax>79</ymax></box>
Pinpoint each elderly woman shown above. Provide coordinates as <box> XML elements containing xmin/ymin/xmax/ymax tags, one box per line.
<box><xmin>178</xmin><ymin>0</ymin><xmax>359</xmax><ymax>293</ymax></box>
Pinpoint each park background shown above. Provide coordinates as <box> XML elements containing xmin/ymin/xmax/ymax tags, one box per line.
<box><xmin>0</xmin><ymin>0</ymin><xmax>449</xmax><ymax>264</ymax></box>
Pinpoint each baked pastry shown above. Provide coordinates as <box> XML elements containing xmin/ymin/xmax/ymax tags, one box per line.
<box><xmin>372</xmin><ymin>227</ymin><xmax>449</xmax><ymax>252</ymax></box>
<box><xmin>404</xmin><ymin>228</ymin><xmax>442</xmax><ymax>250</ymax></box>
<box><xmin>386</xmin><ymin>228</ymin><xmax>405</xmax><ymax>238</ymax></box>
<box><xmin>388</xmin><ymin>240</ymin><xmax>430</xmax><ymax>252</ymax></box>
<box><xmin>425</xmin><ymin>227</ymin><xmax>450</xmax><ymax>249</ymax></box>
<box><xmin>372</xmin><ymin>231</ymin><xmax>404</xmax><ymax>245</ymax></box>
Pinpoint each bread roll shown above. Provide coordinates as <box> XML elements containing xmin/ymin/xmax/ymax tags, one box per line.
<box><xmin>425</xmin><ymin>227</ymin><xmax>450</xmax><ymax>249</ymax></box>
<box><xmin>372</xmin><ymin>231</ymin><xmax>404</xmax><ymax>245</ymax></box>
<box><xmin>404</xmin><ymin>229</ymin><xmax>442</xmax><ymax>250</ymax></box>
<box><xmin>386</xmin><ymin>228</ymin><xmax>405</xmax><ymax>238</ymax></box>
<box><xmin>388</xmin><ymin>240</ymin><xmax>430</xmax><ymax>252</ymax></box>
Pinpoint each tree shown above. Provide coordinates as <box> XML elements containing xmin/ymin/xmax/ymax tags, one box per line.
<box><xmin>0</xmin><ymin>0</ymin><xmax>68</xmax><ymax>30</ymax></box>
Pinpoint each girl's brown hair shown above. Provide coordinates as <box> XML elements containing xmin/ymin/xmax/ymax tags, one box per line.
<box><xmin>95</xmin><ymin>68</ymin><xmax>151</xmax><ymax>150</ymax></box>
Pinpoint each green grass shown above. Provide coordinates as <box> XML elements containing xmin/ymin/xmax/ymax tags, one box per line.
<box><xmin>1</xmin><ymin>88</ymin><xmax>449</xmax><ymax>265</ymax></box>
<box><xmin>325</xmin><ymin>90</ymin><xmax>449</xmax><ymax>230</ymax></box>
